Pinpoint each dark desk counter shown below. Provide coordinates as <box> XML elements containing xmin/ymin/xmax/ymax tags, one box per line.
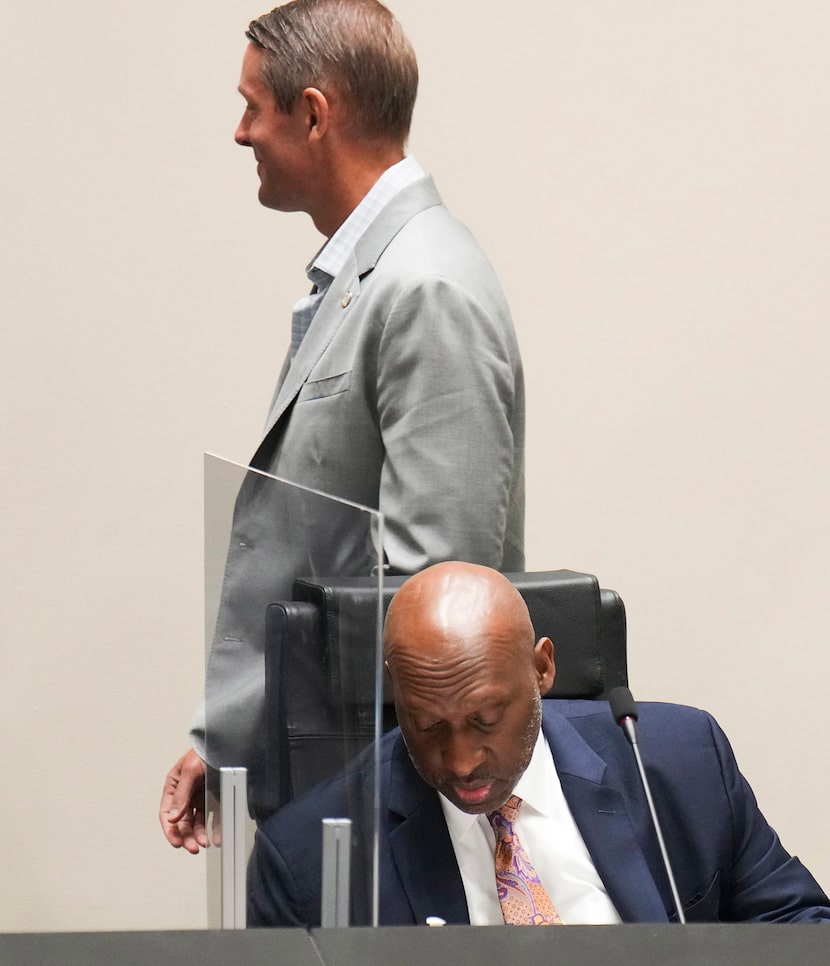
<box><xmin>2</xmin><ymin>924</ymin><xmax>827</xmax><ymax>966</ymax></box>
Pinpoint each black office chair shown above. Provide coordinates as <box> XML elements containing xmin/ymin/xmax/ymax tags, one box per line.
<box><xmin>262</xmin><ymin>570</ymin><xmax>627</xmax><ymax>816</ymax></box>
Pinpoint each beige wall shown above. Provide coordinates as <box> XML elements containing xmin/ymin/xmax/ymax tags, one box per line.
<box><xmin>1</xmin><ymin>0</ymin><xmax>827</xmax><ymax>931</ymax></box>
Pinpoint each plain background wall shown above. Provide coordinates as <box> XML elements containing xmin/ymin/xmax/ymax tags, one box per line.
<box><xmin>1</xmin><ymin>0</ymin><xmax>827</xmax><ymax>932</ymax></box>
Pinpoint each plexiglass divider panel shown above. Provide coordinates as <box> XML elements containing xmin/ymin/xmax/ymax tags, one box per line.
<box><xmin>203</xmin><ymin>454</ymin><xmax>384</xmax><ymax>928</ymax></box>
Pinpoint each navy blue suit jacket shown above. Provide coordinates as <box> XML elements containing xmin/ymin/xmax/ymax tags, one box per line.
<box><xmin>247</xmin><ymin>700</ymin><xmax>830</xmax><ymax>926</ymax></box>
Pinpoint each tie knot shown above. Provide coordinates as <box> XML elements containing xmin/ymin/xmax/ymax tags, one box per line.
<box><xmin>489</xmin><ymin>794</ymin><xmax>522</xmax><ymax>829</ymax></box>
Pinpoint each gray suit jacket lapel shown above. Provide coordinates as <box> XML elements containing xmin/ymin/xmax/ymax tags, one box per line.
<box><xmin>260</xmin><ymin>176</ymin><xmax>444</xmax><ymax>441</ymax></box>
<box><xmin>541</xmin><ymin>709</ymin><xmax>670</xmax><ymax>922</ymax></box>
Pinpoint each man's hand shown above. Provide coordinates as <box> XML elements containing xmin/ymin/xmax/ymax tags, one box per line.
<box><xmin>160</xmin><ymin>749</ymin><xmax>208</xmax><ymax>853</ymax></box>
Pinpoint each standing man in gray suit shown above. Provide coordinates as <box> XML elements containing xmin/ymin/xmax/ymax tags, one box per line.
<box><xmin>160</xmin><ymin>0</ymin><xmax>525</xmax><ymax>851</ymax></box>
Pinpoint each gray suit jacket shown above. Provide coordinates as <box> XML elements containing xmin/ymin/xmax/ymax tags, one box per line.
<box><xmin>193</xmin><ymin>176</ymin><xmax>525</xmax><ymax>782</ymax></box>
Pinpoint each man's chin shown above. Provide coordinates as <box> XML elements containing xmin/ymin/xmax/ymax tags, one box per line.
<box><xmin>257</xmin><ymin>187</ymin><xmax>279</xmax><ymax>210</ymax></box>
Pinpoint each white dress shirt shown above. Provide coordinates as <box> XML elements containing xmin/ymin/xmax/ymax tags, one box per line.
<box><xmin>439</xmin><ymin>730</ymin><xmax>622</xmax><ymax>925</ymax></box>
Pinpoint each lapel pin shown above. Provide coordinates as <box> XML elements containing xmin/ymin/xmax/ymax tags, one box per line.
<box><xmin>341</xmin><ymin>291</ymin><xmax>353</xmax><ymax>308</ymax></box>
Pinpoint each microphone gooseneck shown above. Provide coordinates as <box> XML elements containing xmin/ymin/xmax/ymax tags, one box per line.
<box><xmin>608</xmin><ymin>687</ymin><xmax>686</xmax><ymax>925</ymax></box>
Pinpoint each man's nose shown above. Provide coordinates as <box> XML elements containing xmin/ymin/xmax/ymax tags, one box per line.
<box><xmin>442</xmin><ymin>732</ymin><xmax>484</xmax><ymax>778</ymax></box>
<box><xmin>234</xmin><ymin>118</ymin><xmax>251</xmax><ymax>146</ymax></box>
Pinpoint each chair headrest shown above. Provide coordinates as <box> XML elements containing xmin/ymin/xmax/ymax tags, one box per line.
<box><xmin>292</xmin><ymin>570</ymin><xmax>605</xmax><ymax>705</ymax></box>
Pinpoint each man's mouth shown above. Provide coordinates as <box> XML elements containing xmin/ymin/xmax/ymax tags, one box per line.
<box><xmin>451</xmin><ymin>781</ymin><xmax>494</xmax><ymax>807</ymax></box>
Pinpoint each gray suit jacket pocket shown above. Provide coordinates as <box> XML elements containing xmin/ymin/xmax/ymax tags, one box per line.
<box><xmin>296</xmin><ymin>370</ymin><xmax>351</xmax><ymax>403</ymax></box>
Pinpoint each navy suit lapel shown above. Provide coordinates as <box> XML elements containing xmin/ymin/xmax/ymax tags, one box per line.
<box><xmin>386</xmin><ymin>737</ymin><xmax>470</xmax><ymax>925</ymax></box>
<box><xmin>541</xmin><ymin>707</ymin><xmax>669</xmax><ymax>922</ymax></box>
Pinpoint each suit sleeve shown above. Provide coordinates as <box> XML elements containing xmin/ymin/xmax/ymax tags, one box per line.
<box><xmin>701</xmin><ymin>713</ymin><xmax>830</xmax><ymax>922</ymax></box>
<box><xmin>375</xmin><ymin>273</ymin><xmax>523</xmax><ymax>573</ymax></box>
<box><xmin>247</xmin><ymin>827</ymin><xmax>315</xmax><ymax>928</ymax></box>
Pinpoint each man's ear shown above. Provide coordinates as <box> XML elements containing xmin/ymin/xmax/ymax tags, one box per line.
<box><xmin>301</xmin><ymin>87</ymin><xmax>330</xmax><ymax>139</ymax></box>
<box><xmin>534</xmin><ymin>637</ymin><xmax>555</xmax><ymax>696</ymax></box>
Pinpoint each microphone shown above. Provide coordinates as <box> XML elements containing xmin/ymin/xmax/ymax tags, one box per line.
<box><xmin>608</xmin><ymin>687</ymin><xmax>686</xmax><ymax>925</ymax></box>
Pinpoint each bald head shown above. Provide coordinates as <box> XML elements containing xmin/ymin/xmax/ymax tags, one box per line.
<box><xmin>383</xmin><ymin>562</ymin><xmax>555</xmax><ymax>814</ymax></box>
<box><xmin>384</xmin><ymin>562</ymin><xmax>536</xmax><ymax>669</ymax></box>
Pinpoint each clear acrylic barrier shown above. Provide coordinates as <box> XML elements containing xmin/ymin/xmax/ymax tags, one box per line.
<box><xmin>203</xmin><ymin>454</ymin><xmax>385</xmax><ymax>928</ymax></box>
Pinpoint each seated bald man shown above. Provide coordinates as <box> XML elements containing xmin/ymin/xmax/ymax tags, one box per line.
<box><xmin>247</xmin><ymin>562</ymin><xmax>830</xmax><ymax>926</ymax></box>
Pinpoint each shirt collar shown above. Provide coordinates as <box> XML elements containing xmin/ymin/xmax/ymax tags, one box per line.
<box><xmin>513</xmin><ymin>725</ymin><xmax>559</xmax><ymax>819</ymax></box>
<box><xmin>306</xmin><ymin>154</ymin><xmax>426</xmax><ymax>284</ymax></box>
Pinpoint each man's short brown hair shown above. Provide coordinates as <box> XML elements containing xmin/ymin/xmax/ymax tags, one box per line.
<box><xmin>247</xmin><ymin>0</ymin><xmax>418</xmax><ymax>142</ymax></box>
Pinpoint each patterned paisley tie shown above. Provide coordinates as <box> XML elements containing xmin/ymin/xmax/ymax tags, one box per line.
<box><xmin>488</xmin><ymin>795</ymin><xmax>563</xmax><ymax>925</ymax></box>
